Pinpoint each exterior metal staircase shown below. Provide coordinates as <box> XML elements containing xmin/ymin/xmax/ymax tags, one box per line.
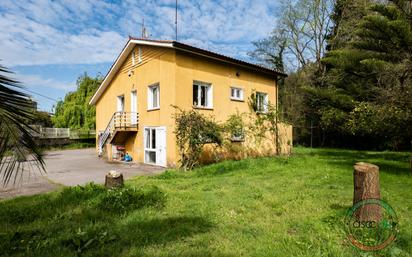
<box><xmin>98</xmin><ymin>112</ymin><xmax>138</xmax><ymax>156</ymax></box>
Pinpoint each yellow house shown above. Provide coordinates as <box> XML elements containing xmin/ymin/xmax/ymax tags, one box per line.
<box><xmin>89</xmin><ymin>37</ymin><xmax>292</xmax><ymax>167</ymax></box>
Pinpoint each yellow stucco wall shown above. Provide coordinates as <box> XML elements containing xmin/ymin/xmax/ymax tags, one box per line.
<box><xmin>95</xmin><ymin>43</ymin><xmax>292</xmax><ymax>167</ymax></box>
<box><xmin>95</xmin><ymin>45</ymin><xmax>177</xmax><ymax>165</ymax></box>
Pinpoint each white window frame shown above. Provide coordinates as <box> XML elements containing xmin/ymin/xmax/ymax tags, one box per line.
<box><xmin>144</xmin><ymin>127</ymin><xmax>157</xmax><ymax>164</ymax></box>
<box><xmin>132</xmin><ymin>50</ymin><xmax>136</xmax><ymax>66</ymax></box>
<box><xmin>230</xmin><ymin>87</ymin><xmax>244</xmax><ymax>101</ymax></box>
<box><xmin>130</xmin><ymin>90</ymin><xmax>137</xmax><ymax>124</ymax></box>
<box><xmin>138</xmin><ymin>47</ymin><xmax>142</xmax><ymax>63</ymax></box>
<box><xmin>256</xmin><ymin>92</ymin><xmax>268</xmax><ymax>113</ymax></box>
<box><xmin>193</xmin><ymin>80</ymin><xmax>213</xmax><ymax>108</ymax></box>
<box><xmin>117</xmin><ymin>95</ymin><xmax>125</xmax><ymax>112</ymax></box>
<box><xmin>147</xmin><ymin>83</ymin><xmax>160</xmax><ymax>110</ymax></box>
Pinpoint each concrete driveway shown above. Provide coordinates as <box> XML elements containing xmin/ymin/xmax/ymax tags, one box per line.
<box><xmin>0</xmin><ymin>148</ymin><xmax>165</xmax><ymax>199</ymax></box>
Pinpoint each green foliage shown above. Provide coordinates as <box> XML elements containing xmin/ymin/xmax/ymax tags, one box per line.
<box><xmin>98</xmin><ymin>186</ymin><xmax>166</xmax><ymax>213</ymax></box>
<box><xmin>319</xmin><ymin>0</ymin><xmax>412</xmax><ymax>149</ymax></box>
<box><xmin>29</xmin><ymin>110</ymin><xmax>53</xmax><ymax>127</ymax></box>
<box><xmin>0</xmin><ymin>64</ymin><xmax>44</xmax><ymax>185</ymax></box>
<box><xmin>247</xmin><ymin>91</ymin><xmax>284</xmax><ymax>154</ymax></box>
<box><xmin>173</xmin><ymin>107</ymin><xmax>223</xmax><ymax>170</ymax></box>
<box><xmin>52</xmin><ymin>73</ymin><xmax>102</xmax><ymax>129</ymax></box>
<box><xmin>223</xmin><ymin>112</ymin><xmax>245</xmax><ymax>141</ymax></box>
<box><xmin>0</xmin><ymin>182</ymin><xmax>168</xmax><ymax>256</ymax></box>
<box><xmin>63</xmin><ymin>227</ymin><xmax>116</xmax><ymax>254</ymax></box>
<box><xmin>248</xmin><ymin>35</ymin><xmax>286</xmax><ymax>73</ymax></box>
<box><xmin>60</xmin><ymin>182</ymin><xmax>106</xmax><ymax>201</ymax></box>
<box><xmin>0</xmin><ymin>147</ymin><xmax>411</xmax><ymax>256</ymax></box>
<box><xmin>249</xmin><ymin>0</ymin><xmax>411</xmax><ymax>150</ymax></box>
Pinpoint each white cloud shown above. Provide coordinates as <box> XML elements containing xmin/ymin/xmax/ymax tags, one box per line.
<box><xmin>0</xmin><ymin>0</ymin><xmax>280</xmax><ymax>66</ymax></box>
<box><xmin>13</xmin><ymin>73</ymin><xmax>76</xmax><ymax>91</ymax></box>
<box><xmin>0</xmin><ymin>13</ymin><xmax>125</xmax><ymax>66</ymax></box>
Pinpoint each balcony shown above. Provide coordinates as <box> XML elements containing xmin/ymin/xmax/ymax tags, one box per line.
<box><xmin>98</xmin><ymin>112</ymin><xmax>139</xmax><ymax>154</ymax></box>
<box><xmin>113</xmin><ymin>111</ymin><xmax>139</xmax><ymax>130</ymax></box>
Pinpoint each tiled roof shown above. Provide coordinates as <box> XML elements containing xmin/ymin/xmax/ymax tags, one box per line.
<box><xmin>129</xmin><ymin>36</ymin><xmax>286</xmax><ymax>77</ymax></box>
<box><xmin>89</xmin><ymin>37</ymin><xmax>286</xmax><ymax>105</ymax></box>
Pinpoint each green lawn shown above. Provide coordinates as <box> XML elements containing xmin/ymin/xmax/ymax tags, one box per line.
<box><xmin>1</xmin><ymin>147</ymin><xmax>411</xmax><ymax>257</ymax></box>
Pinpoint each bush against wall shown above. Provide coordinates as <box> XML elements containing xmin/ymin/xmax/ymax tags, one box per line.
<box><xmin>173</xmin><ymin>107</ymin><xmax>223</xmax><ymax>170</ymax></box>
<box><xmin>247</xmin><ymin>91</ymin><xmax>284</xmax><ymax>155</ymax></box>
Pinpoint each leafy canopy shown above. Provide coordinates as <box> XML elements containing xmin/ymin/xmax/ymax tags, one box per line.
<box><xmin>52</xmin><ymin>74</ymin><xmax>102</xmax><ymax>129</ymax></box>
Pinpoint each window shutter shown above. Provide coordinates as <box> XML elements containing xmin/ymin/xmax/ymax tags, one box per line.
<box><xmin>264</xmin><ymin>94</ymin><xmax>268</xmax><ymax>112</ymax></box>
<box><xmin>207</xmin><ymin>85</ymin><xmax>213</xmax><ymax>108</ymax></box>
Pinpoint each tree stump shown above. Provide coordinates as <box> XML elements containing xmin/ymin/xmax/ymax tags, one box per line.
<box><xmin>105</xmin><ymin>170</ymin><xmax>124</xmax><ymax>189</ymax></box>
<box><xmin>353</xmin><ymin>162</ymin><xmax>381</xmax><ymax>221</ymax></box>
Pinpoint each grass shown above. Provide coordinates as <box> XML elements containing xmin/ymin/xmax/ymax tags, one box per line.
<box><xmin>0</xmin><ymin>147</ymin><xmax>411</xmax><ymax>256</ymax></box>
<box><xmin>40</xmin><ymin>142</ymin><xmax>95</xmax><ymax>151</ymax></box>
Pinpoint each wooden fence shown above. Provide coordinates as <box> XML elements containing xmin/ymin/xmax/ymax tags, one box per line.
<box><xmin>30</xmin><ymin>126</ymin><xmax>96</xmax><ymax>140</ymax></box>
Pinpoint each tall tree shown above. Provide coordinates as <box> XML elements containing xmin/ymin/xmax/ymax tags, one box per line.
<box><xmin>249</xmin><ymin>0</ymin><xmax>334</xmax><ymax>146</ymax></box>
<box><xmin>250</xmin><ymin>0</ymin><xmax>333</xmax><ymax>73</ymax></box>
<box><xmin>320</xmin><ymin>0</ymin><xmax>412</xmax><ymax>149</ymax></box>
<box><xmin>326</xmin><ymin>0</ymin><xmax>372</xmax><ymax>51</ymax></box>
<box><xmin>0</xmin><ymin>65</ymin><xmax>44</xmax><ymax>185</ymax></box>
<box><xmin>53</xmin><ymin>74</ymin><xmax>102</xmax><ymax>129</ymax></box>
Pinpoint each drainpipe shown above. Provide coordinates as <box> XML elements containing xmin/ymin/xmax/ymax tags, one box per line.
<box><xmin>275</xmin><ymin>75</ymin><xmax>279</xmax><ymax>155</ymax></box>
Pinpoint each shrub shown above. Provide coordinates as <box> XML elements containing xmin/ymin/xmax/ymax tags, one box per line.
<box><xmin>98</xmin><ymin>186</ymin><xmax>166</xmax><ymax>213</ymax></box>
<box><xmin>173</xmin><ymin>107</ymin><xmax>223</xmax><ymax>170</ymax></box>
<box><xmin>63</xmin><ymin>226</ymin><xmax>117</xmax><ymax>254</ymax></box>
<box><xmin>60</xmin><ymin>182</ymin><xmax>105</xmax><ymax>202</ymax></box>
<box><xmin>223</xmin><ymin>113</ymin><xmax>246</xmax><ymax>142</ymax></box>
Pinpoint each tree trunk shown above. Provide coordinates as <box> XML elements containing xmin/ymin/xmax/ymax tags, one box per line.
<box><xmin>353</xmin><ymin>162</ymin><xmax>381</xmax><ymax>221</ymax></box>
<box><xmin>105</xmin><ymin>172</ymin><xmax>124</xmax><ymax>189</ymax></box>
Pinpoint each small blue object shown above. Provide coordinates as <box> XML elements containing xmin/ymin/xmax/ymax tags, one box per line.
<box><xmin>124</xmin><ymin>153</ymin><xmax>132</xmax><ymax>162</ymax></box>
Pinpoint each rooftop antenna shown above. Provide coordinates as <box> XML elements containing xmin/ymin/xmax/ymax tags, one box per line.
<box><xmin>141</xmin><ymin>18</ymin><xmax>150</xmax><ymax>39</ymax></box>
<box><xmin>175</xmin><ymin>0</ymin><xmax>178</xmax><ymax>41</ymax></box>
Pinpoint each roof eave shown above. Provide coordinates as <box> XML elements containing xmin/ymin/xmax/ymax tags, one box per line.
<box><xmin>172</xmin><ymin>42</ymin><xmax>287</xmax><ymax>77</ymax></box>
<box><xmin>89</xmin><ymin>39</ymin><xmax>173</xmax><ymax>105</ymax></box>
<box><xmin>89</xmin><ymin>39</ymin><xmax>286</xmax><ymax>105</ymax></box>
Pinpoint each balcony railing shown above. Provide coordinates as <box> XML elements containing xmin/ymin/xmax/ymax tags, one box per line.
<box><xmin>113</xmin><ymin>111</ymin><xmax>139</xmax><ymax>129</ymax></box>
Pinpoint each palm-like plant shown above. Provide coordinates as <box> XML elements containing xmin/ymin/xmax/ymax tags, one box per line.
<box><xmin>0</xmin><ymin>64</ymin><xmax>44</xmax><ymax>186</ymax></box>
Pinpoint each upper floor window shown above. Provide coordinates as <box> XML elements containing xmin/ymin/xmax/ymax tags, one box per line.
<box><xmin>230</xmin><ymin>87</ymin><xmax>244</xmax><ymax>101</ymax></box>
<box><xmin>256</xmin><ymin>92</ymin><xmax>268</xmax><ymax>113</ymax></box>
<box><xmin>193</xmin><ymin>81</ymin><xmax>213</xmax><ymax>108</ymax></box>
<box><xmin>132</xmin><ymin>50</ymin><xmax>136</xmax><ymax>66</ymax></box>
<box><xmin>148</xmin><ymin>83</ymin><xmax>160</xmax><ymax>110</ymax></box>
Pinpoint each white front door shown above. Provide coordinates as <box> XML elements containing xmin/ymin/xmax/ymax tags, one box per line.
<box><xmin>130</xmin><ymin>91</ymin><xmax>137</xmax><ymax>124</ymax></box>
<box><xmin>144</xmin><ymin>127</ymin><xmax>166</xmax><ymax>166</ymax></box>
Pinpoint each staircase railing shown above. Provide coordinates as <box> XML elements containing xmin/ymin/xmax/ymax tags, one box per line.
<box><xmin>97</xmin><ymin>112</ymin><xmax>139</xmax><ymax>155</ymax></box>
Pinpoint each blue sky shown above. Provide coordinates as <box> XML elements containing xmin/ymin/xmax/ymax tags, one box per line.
<box><xmin>0</xmin><ymin>0</ymin><xmax>280</xmax><ymax>112</ymax></box>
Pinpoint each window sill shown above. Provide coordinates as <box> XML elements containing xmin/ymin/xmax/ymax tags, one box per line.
<box><xmin>193</xmin><ymin>106</ymin><xmax>214</xmax><ymax>110</ymax></box>
<box><xmin>147</xmin><ymin>107</ymin><xmax>160</xmax><ymax>112</ymax></box>
<box><xmin>230</xmin><ymin>98</ymin><xmax>244</xmax><ymax>102</ymax></box>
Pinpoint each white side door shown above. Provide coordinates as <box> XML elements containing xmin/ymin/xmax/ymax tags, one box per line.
<box><xmin>130</xmin><ymin>91</ymin><xmax>137</xmax><ymax>125</ymax></box>
<box><xmin>155</xmin><ymin>127</ymin><xmax>166</xmax><ymax>167</ymax></box>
